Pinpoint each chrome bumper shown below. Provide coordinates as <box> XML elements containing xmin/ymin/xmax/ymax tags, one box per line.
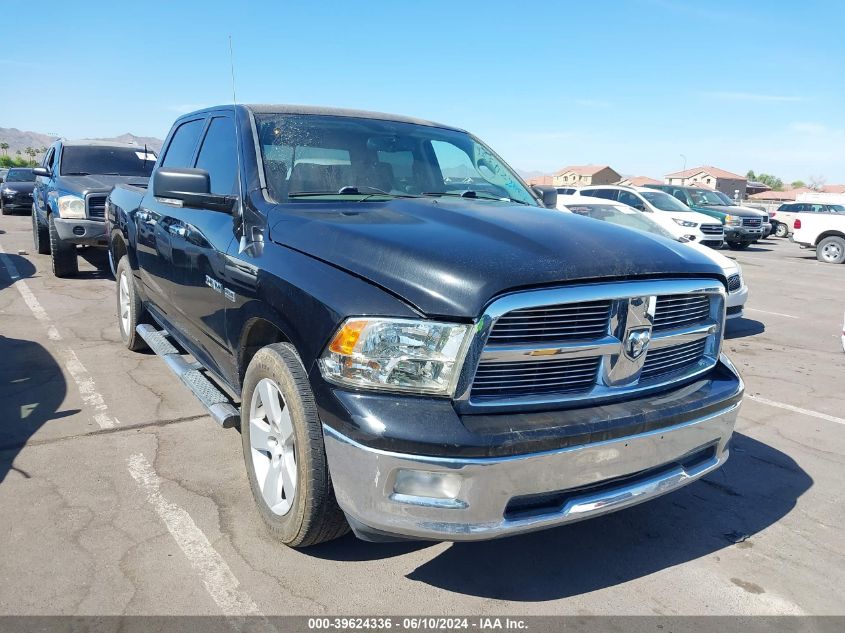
<box><xmin>324</xmin><ymin>399</ymin><xmax>740</xmax><ymax>542</ymax></box>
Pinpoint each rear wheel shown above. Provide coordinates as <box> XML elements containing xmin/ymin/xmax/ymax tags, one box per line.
<box><xmin>241</xmin><ymin>343</ymin><xmax>348</xmax><ymax>547</ymax></box>
<box><xmin>727</xmin><ymin>241</ymin><xmax>750</xmax><ymax>250</ymax></box>
<box><xmin>32</xmin><ymin>209</ymin><xmax>50</xmax><ymax>254</ymax></box>
<box><xmin>817</xmin><ymin>236</ymin><xmax>845</xmax><ymax>264</ymax></box>
<box><xmin>48</xmin><ymin>214</ymin><xmax>78</xmax><ymax>277</ymax></box>
<box><xmin>774</xmin><ymin>223</ymin><xmax>789</xmax><ymax>238</ymax></box>
<box><xmin>116</xmin><ymin>255</ymin><xmax>148</xmax><ymax>350</ymax></box>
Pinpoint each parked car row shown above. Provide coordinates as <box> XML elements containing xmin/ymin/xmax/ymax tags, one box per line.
<box><xmin>4</xmin><ymin>105</ymin><xmax>749</xmax><ymax>548</ymax></box>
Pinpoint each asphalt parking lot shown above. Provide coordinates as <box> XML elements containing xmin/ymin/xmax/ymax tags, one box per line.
<box><xmin>1</xmin><ymin>211</ymin><xmax>843</xmax><ymax>617</ymax></box>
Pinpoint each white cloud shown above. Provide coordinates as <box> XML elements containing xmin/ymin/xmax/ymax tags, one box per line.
<box><xmin>702</xmin><ymin>92</ymin><xmax>806</xmax><ymax>103</ymax></box>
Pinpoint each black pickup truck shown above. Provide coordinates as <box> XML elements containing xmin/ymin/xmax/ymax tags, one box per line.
<box><xmin>107</xmin><ymin>105</ymin><xmax>743</xmax><ymax>547</ymax></box>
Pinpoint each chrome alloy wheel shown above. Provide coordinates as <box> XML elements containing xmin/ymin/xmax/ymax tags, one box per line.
<box><xmin>821</xmin><ymin>241</ymin><xmax>843</xmax><ymax>262</ymax></box>
<box><xmin>118</xmin><ymin>270</ymin><xmax>131</xmax><ymax>336</ymax></box>
<box><xmin>249</xmin><ymin>378</ymin><xmax>297</xmax><ymax>516</ymax></box>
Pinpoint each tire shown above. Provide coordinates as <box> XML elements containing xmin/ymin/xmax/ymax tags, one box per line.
<box><xmin>775</xmin><ymin>223</ymin><xmax>789</xmax><ymax>238</ymax></box>
<box><xmin>241</xmin><ymin>343</ymin><xmax>349</xmax><ymax>547</ymax></box>
<box><xmin>32</xmin><ymin>209</ymin><xmax>50</xmax><ymax>254</ymax></box>
<box><xmin>48</xmin><ymin>214</ymin><xmax>78</xmax><ymax>277</ymax></box>
<box><xmin>1</xmin><ymin>200</ymin><xmax>8</xmax><ymax>215</ymax></box>
<box><xmin>727</xmin><ymin>241</ymin><xmax>750</xmax><ymax>250</ymax></box>
<box><xmin>116</xmin><ymin>256</ymin><xmax>148</xmax><ymax>351</ymax></box>
<box><xmin>816</xmin><ymin>236</ymin><xmax>845</xmax><ymax>264</ymax></box>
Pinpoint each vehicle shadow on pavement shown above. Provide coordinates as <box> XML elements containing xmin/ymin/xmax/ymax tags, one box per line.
<box><xmin>76</xmin><ymin>247</ymin><xmax>112</xmax><ymax>280</ymax></box>
<box><xmin>0</xmin><ymin>254</ymin><xmax>78</xmax><ymax>484</ymax></box>
<box><xmin>402</xmin><ymin>432</ymin><xmax>811</xmax><ymax>600</ymax></box>
<box><xmin>725</xmin><ymin>318</ymin><xmax>765</xmax><ymax>339</ymax></box>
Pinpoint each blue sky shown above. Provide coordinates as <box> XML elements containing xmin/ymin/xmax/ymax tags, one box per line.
<box><xmin>1</xmin><ymin>0</ymin><xmax>843</xmax><ymax>182</ymax></box>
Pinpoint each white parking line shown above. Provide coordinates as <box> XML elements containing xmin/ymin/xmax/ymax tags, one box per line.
<box><xmin>748</xmin><ymin>394</ymin><xmax>845</xmax><ymax>426</ymax></box>
<box><xmin>745</xmin><ymin>308</ymin><xmax>799</xmax><ymax>319</ymax></box>
<box><xmin>127</xmin><ymin>453</ymin><xmax>265</xmax><ymax>618</ymax></box>
<box><xmin>0</xmin><ymin>244</ymin><xmax>118</xmax><ymax>429</ymax></box>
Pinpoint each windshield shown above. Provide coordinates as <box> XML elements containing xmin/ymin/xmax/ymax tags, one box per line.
<box><xmin>640</xmin><ymin>190</ymin><xmax>691</xmax><ymax>212</ymax></box>
<box><xmin>60</xmin><ymin>146</ymin><xmax>157</xmax><ymax>177</ymax></box>
<box><xmin>688</xmin><ymin>189</ymin><xmax>727</xmax><ymax>206</ymax></box>
<box><xmin>254</xmin><ymin>113</ymin><xmax>537</xmax><ymax>205</ymax></box>
<box><xmin>827</xmin><ymin>204</ymin><xmax>845</xmax><ymax>213</ymax></box>
<box><xmin>713</xmin><ymin>191</ymin><xmax>735</xmax><ymax>205</ymax></box>
<box><xmin>563</xmin><ymin>203</ymin><xmax>678</xmax><ymax>240</ymax></box>
<box><xmin>5</xmin><ymin>168</ymin><xmax>35</xmax><ymax>182</ymax></box>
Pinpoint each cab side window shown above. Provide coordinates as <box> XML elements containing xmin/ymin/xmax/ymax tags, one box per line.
<box><xmin>194</xmin><ymin>117</ymin><xmax>239</xmax><ymax>195</ymax></box>
<box><xmin>161</xmin><ymin>119</ymin><xmax>205</xmax><ymax>169</ymax></box>
<box><xmin>592</xmin><ymin>189</ymin><xmax>618</xmax><ymax>201</ymax></box>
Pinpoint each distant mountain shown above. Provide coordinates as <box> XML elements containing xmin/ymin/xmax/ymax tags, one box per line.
<box><xmin>0</xmin><ymin>127</ymin><xmax>163</xmax><ymax>159</ymax></box>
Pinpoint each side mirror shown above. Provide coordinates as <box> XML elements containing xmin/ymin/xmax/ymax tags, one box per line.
<box><xmin>33</xmin><ymin>166</ymin><xmax>51</xmax><ymax>177</ymax></box>
<box><xmin>634</xmin><ymin>203</ymin><xmax>647</xmax><ymax>212</ymax></box>
<box><xmin>152</xmin><ymin>167</ymin><xmax>236</xmax><ymax>214</ymax></box>
<box><xmin>531</xmin><ymin>185</ymin><xmax>558</xmax><ymax>209</ymax></box>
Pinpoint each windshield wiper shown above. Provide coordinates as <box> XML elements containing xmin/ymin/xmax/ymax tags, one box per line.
<box><xmin>63</xmin><ymin>171</ymin><xmax>90</xmax><ymax>176</ymax></box>
<box><xmin>422</xmin><ymin>190</ymin><xmax>529</xmax><ymax>205</ymax></box>
<box><xmin>288</xmin><ymin>186</ymin><xmax>421</xmax><ymax>200</ymax></box>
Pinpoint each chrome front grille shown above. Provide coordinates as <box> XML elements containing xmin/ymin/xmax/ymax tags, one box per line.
<box><xmin>652</xmin><ymin>295</ymin><xmax>710</xmax><ymax>331</ymax></box>
<box><xmin>486</xmin><ymin>300</ymin><xmax>612</xmax><ymax>345</ymax></box>
<box><xmin>700</xmin><ymin>224</ymin><xmax>723</xmax><ymax>235</ymax></box>
<box><xmin>742</xmin><ymin>217</ymin><xmax>762</xmax><ymax>227</ymax></box>
<box><xmin>727</xmin><ymin>274</ymin><xmax>742</xmax><ymax>293</ymax></box>
<box><xmin>641</xmin><ymin>339</ymin><xmax>707</xmax><ymax>380</ymax></box>
<box><xmin>461</xmin><ymin>279</ymin><xmax>725</xmax><ymax>409</ymax></box>
<box><xmin>86</xmin><ymin>193</ymin><xmax>107</xmax><ymax>219</ymax></box>
<box><xmin>471</xmin><ymin>357</ymin><xmax>600</xmax><ymax>399</ymax></box>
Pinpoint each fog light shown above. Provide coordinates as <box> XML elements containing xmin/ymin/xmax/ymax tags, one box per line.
<box><xmin>684</xmin><ymin>234</ymin><xmax>696</xmax><ymax>241</ymax></box>
<box><xmin>394</xmin><ymin>469</ymin><xmax>462</xmax><ymax>500</ymax></box>
<box><xmin>73</xmin><ymin>226</ymin><xmax>85</xmax><ymax>236</ymax></box>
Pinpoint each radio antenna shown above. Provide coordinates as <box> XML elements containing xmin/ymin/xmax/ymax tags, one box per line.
<box><xmin>229</xmin><ymin>36</ymin><xmax>249</xmax><ymax>251</ymax></box>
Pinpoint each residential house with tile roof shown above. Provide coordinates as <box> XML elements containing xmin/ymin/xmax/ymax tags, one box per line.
<box><xmin>553</xmin><ymin>165</ymin><xmax>620</xmax><ymax>188</ymax></box>
<box><xmin>664</xmin><ymin>165</ymin><xmax>747</xmax><ymax>198</ymax></box>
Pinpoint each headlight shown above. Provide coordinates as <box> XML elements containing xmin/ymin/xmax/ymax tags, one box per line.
<box><xmin>2</xmin><ymin>188</ymin><xmax>15</xmax><ymax>197</ymax></box>
<box><xmin>672</xmin><ymin>218</ymin><xmax>697</xmax><ymax>227</ymax></box>
<box><xmin>318</xmin><ymin>318</ymin><xmax>472</xmax><ymax>396</ymax></box>
<box><xmin>57</xmin><ymin>194</ymin><xmax>86</xmax><ymax>219</ymax></box>
<box><xmin>724</xmin><ymin>214</ymin><xmax>742</xmax><ymax>226</ymax></box>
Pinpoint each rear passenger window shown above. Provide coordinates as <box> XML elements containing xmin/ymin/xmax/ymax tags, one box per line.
<box><xmin>161</xmin><ymin>119</ymin><xmax>205</xmax><ymax>168</ymax></box>
<box><xmin>593</xmin><ymin>189</ymin><xmax>618</xmax><ymax>201</ymax></box>
<box><xmin>195</xmin><ymin>117</ymin><xmax>239</xmax><ymax>195</ymax></box>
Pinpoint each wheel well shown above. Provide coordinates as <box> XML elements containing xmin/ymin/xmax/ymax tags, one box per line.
<box><xmin>111</xmin><ymin>233</ymin><xmax>127</xmax><ymax>264</ymax></box>
<box><xmin>816</xmin><ymin>230</ymin><xmax>845</xmax><ymax>246</ymax></box>
<box><xmin>239</xmin><ymin>318</ymin><xmax>290</xmax><ymax>383</ymax></box>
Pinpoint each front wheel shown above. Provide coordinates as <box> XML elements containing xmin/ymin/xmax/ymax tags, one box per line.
<box><xmin>241</xmin><ymin>343</ymin><xmax>348</xmax><ymax>547</ymax></box>
<box><xmin>727</xmin><ymin>241</ymin><xmax>750</xmax><ymax>251</ymax></box>
<box><xmin>775</xmin><ymin>223</ymin><xmax>789</xmax><ymax>238</ymax></box>
<box><xmin>817</xmin><ymin>236</ymin><xmax>845</xmax><ymax>264</ymax></box>
<box><xmin>116</xmin><ymin>256</ymin><xmax>148</xmax><ymax>350</ymax></box>
<box><xmin>32</xmin><ymin>210</ymin><xmax>50</xmax><ymax>254</ymax></box>
<box><xmin>48</xmin><ymin>214</ymin><xmax>78</xmax><ymax>277</ymax></box>
<box><xmin>1</xmin><ymin>200</ymin><xmax>8</xmax><ymax>215</ymax></box>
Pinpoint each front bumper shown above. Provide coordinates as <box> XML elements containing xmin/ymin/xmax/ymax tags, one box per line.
<box><xmin>53</xmin><ymin>218</ymin><xmax>107</xmax><ymax>246</ymax></box>
<box><xmin>725</xmin><ymin>226</ymin><xmax>762</xmax><ymax>242</ymax></box>
<box><xmin>726</xmin><ymin>285</ymin><xmax>748</xmax><ymax>319</ymax></box>
<box><xmin>323</xmin><ymin>357</ymin><xmax>743</xmax><ymax>542</ymax></box>
<box><xmin>1</xmin><ymin>194</ymin><xmax>33</xmax><ymax>210</ymax></box>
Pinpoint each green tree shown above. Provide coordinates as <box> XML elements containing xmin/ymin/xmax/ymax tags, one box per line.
<box><xmin>746</xmin><ymin>170</ymin><xmax>756</xmax><ymax>181</ymax></box>
<box><xmin>747</xmin><ymin>171</ymin><xmax>784</xmax><ymax>191</ymax></box>
<box><xmin>0</xmin><ymin>143</ymin><xmax>8</xmax><ymax>156</ymax></box>
<box><xmin>790</xmin><ymin>180</ymin><xmax>806</xmax><ymax>189</ymax></box>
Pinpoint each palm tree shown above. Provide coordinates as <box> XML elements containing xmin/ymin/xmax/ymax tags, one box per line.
<box><xmin>0</xmin><ymin>143</ymin><xmax>8</xmax><ymax>156</ymax></box>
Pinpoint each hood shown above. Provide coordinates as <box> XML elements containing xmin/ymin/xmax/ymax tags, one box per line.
<box><xmin>53</xmin><ymin>174</ymin><xmax>150</xmax><ymax>196</ymax></box>
<box><xmin>268</xmin><ymin>198</ymin><xmax>725</xmax><ymax>318</ymax></box>
<box><xmin>685</xmin><ymin>241</ymin><xmax>738</xmax><ymax>275</ymax></box>
<box><xmin>695</xmin><ymin>204</ymin><xmax>759</xmax><ymax>217</ymax></box>
<box><xmin>1</xmin><ymin>181</ymin><xmax>35</xmax><ymax>193</ymax></box>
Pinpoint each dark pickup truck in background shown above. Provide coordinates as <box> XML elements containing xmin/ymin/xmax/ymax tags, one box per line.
<box><xmin>107</xmin><ymin>104</ymin><xmax>743</xmax><ymax>547</ymax></box>
<box><xmin>32</xmin><ymin>140</ymin><xmax>156</xmax><ymax>276</ymax></box>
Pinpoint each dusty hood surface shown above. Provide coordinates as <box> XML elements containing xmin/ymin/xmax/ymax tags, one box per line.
<box><xmin>268</xmin><ymin>198</ymin><xmax>725</xmax><ymax>317</ymax></box>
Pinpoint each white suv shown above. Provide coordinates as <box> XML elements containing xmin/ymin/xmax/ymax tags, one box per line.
<box><xmin>574</xmin><ymin>185</ymin><xmax>724</xmax><ymax>248</ymax></box>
